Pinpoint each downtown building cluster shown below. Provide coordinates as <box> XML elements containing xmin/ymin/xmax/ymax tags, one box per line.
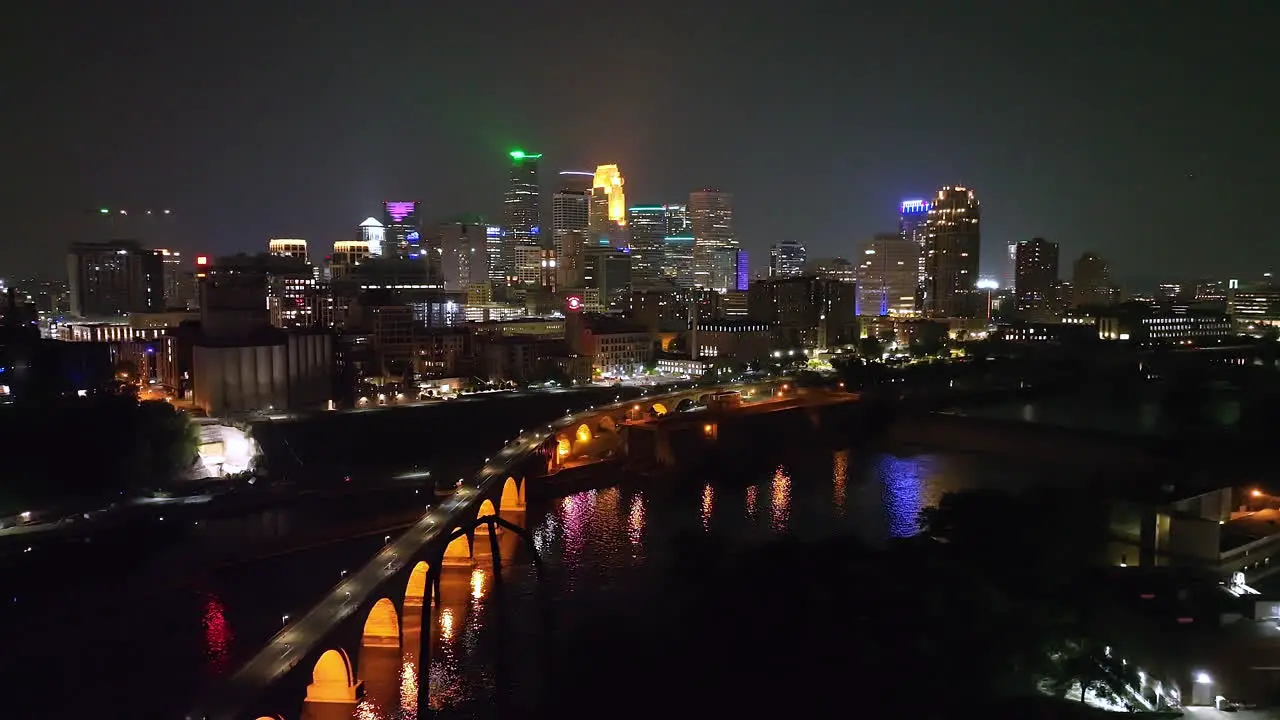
<box><xmin>5</xmin><ymin>161</ymin><xmax>1270</xmax><ymax>415</ymax></box>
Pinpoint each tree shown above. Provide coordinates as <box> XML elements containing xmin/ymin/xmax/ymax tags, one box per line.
<box><xmin>856</xmin><ymin>337</ymin><xmax>884</xmax><ymax>360</ymax></box>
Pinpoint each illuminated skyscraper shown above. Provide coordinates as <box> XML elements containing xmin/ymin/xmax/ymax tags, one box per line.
<box><xmin>664</xmin><ymin>203</ymin><xmax>690</xmax><ymax>236</ymax></box>
<box><xmin>626</xmin><ymin>205</ymin><xmax>668</xmax><ymax>288</ymax></box>
<box><xmin>688</xmin><ymin>189</ymin><xmax>734</xmax><ymax>289</ymax></box>
<box><xmin>504</xmin><ymin>150</ymin><xmax>542</xmax><ymax>245</ymax></box>
<box><xmin>358</xmin><ymin>217</ymin><xmax>385</xmax><ymax>257</ymax></box>
<box><xmin>590</xmin><ymin>165</ymin><xmax>628</xmax><ymax>249</ymax></box>
<box><xmin>922</xmin><ymin>186</ymin><xmax>981</xmax><ymax>318</ymax></box>
<box><xmin>382</xmin><ymin>201</ymin><xmax>420</xmax><ymax>259</ymax></box>
<box><xmin>898</xmin><ymin>199</ymin><xmax>931</xmax><ymax>306</ymax></box>
<box><xmin>768</xmin><ymin>239</ymin><xmax>806</xmax><ymax>278</ymax></box>
<box><xmin>662</xmin><ymin>235</ymin><xmax>695</xmax><ymax>288</ymax></box>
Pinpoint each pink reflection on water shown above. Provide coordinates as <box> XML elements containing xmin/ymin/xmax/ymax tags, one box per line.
<box><xmin>833</xmin><ymin>450</ymin><xmax>849</xmax><ymax>517</ymax></box>
<box><xmin>627</xmin><ymin>493</ymin><xmax>646</xmax><ymax>547</ymax></box>
<box><xmin>745</xmin><ymin>485</ymin><xmax>758</xmax><ymax>521</ymax></box>
<box><xmin>201</xmin><ymin>592</ymin><xmax>233</xmax><ymax>677</ymax></box>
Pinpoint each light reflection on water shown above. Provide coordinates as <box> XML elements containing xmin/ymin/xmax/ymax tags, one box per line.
<box><xmin>302</xmin><ymin>449</ymin><xmax>1065</xmax><ymax>717</ymax></box>
<box><xmin>770</xmin><ymin>466</ymin><xmax>792</xmax><ymax>533</ymax></box>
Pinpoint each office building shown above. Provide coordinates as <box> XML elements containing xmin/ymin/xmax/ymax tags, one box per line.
<box><xmin>1014</xmin><ymin>237</ymin><xmax>1060</xmax><ymax>322</ymax></box>
<box><xmin>806</xmin><ymin>257</ymin><xmax>856</xmax><ymax>284</ymax></box>
<box><xmin>855</xmin><ymin>233</ymin><xmax>920</xmax><ymax>317</ymax></box>
<box><xmin>358</xmin><ymin>217</ymin><xmax>385</xmax><ymax>257</ymax></box>
<box><xmin>154</xmin><ymin>249</ymin><xmax>185</xmax><ymax>309</ymax></box>
<box><xmin>504</xmin><ymin>150</ymin><xmax>542</xmax><ymax>246</ymax></box>
<box><xmin>66</xmin><ymin>240</ymin><xmax>165</xmax><ymax>318</ymax></box>
<box><xmin>769</xmin><ymin>239</ymin><xmax>806</xmax><ymax>278</ymax></box>
<box><xmin>665</xmin><ymin>203</ymin><xmax>690</xmax><ymax>236</ymax></box>
<box><xmin>330</xmin><ymin>241</ymin><xmax>372</xmax><ymax>280</ymax></box>
<box><xmin>626</xmin><ymin>205</ymin><xmax>668</xmax><ymax>288</ymax></box>
<box><xmin>922</xmin><ymin>186</ymin><xmax>981</xmax><ymax>318</ymax></box>
<box><xmin>590</xmin><ymin>165</ymin><xmax>627</xmax><ymax>250</ymax></box>
<box><xmin>662</xmin><ymin>235</ymin><xmax>696</xmax><ymax>289</ymax></box>
<box><xmin>382</xmin><ymin>201</ymin><xmax>421</xmax><ymax>259</ymax></box>
<box><xmin>431</xmin><ymin>218</ymin><xmax>489</xmax><ymax>292</ymax></box>
<box><xmin>268</xmin><ymin>238</ymin><xmax>308</xmax><ymax>262</ymax></box>
<box><xmin>899</xmin><ymin>199</ymin><xmax>931</xmax><ymax>303</ymax></box>
<box><xmin>689</xmin><ymin>189</ymin><xmax>734</xmax><ymax>289</ymax></box>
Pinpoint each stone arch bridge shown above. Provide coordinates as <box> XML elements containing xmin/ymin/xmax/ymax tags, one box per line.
<box><xmin>189</xmin><ymin>379</ymin><xmax>789</xmax><ymax>720</ymax></box>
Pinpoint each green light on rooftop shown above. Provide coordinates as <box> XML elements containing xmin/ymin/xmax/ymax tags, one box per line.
<box><xmin>99</xmin><ymin>208</ymin><xmax>109</xmax><ymax>213</ymax></box>
<box><xmin>509</xmin><ymin>149</ymin><xmax>542</xmax><ymax>161</ymax></box>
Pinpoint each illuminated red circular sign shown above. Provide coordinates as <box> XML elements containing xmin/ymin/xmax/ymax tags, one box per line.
<box><xmin>566</xmin><ymin>296</ymin><xmax>583</xmax><ymax>312</ymax></box>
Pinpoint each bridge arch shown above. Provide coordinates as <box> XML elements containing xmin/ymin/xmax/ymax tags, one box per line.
<box><xmin>474</xmin><ymin>498</ymin><xmax>499</xmax><ymax>536</ymax></box>
<box><xmin>361</xmin><ymin>597</ymin><xmax>400</xmax><ymax>648</ymax></box>
<box><xmin>501</xmin><ymin>476</ymin><xmax>523</xmax><ymax>509</ymax></box>
<box><xmin>575</xmin><ymin>423</ymin><xmax>593</xmax><ymax>444</ymax></box>
<box><xmin>405</xmin><ymin>561</ymin><xmax>432</xmax><ymax>607</ymax></box>
<box><xmin>651</xmin><ymin>402</ymin><xmax>669</xmax><ymax>416</ymax></box>
<box><xmin>442</xmin><ymin>533</ymin><xmax>473</xmax><ymax>567</ymax></box>
<box><xmin>304</xmin><ymin>648</ymin><xmax>356</xmax><ymax>703</ymax></box>
<box><xmin>598</xmin><ymin>415</ymin><xmax>617</xmax><ymax>433</ymax></box>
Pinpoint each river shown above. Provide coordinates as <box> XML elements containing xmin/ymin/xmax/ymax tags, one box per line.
<box><xmin>1</xmin><ymin>399</ymin><xmax>1088</xmax><ymax>719</ymax></box>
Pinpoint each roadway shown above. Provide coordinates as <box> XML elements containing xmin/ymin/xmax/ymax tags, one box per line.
<box><xmin>187</xmin><ymin>379</ymin><xmax>784</xmax><ymax>720</ymax></box>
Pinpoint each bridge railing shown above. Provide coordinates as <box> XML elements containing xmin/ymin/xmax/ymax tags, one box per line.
<box><xmin>189</xmin><ymin>379</ymin><xmax>785</xmax><ymax>720</ymax></box>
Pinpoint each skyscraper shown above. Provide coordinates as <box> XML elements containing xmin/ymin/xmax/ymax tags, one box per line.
<box><xmin>1014</xmin><ymin>237</ymin><xmax>1060</xmax><ymax>321</ymax></box>
<box><xmin>688</xmin><ymin>189</ymin><xmax>734</xmax><ymax>290</ymax></box>
<box><xmin>590</xmin><ymin>165</ymin><xmax>627</xmax><ymax>247</ymax></box>
<box><xmin>662</xmin><ymin>235</ymin><xmax>695</xmax><ymax>288</ymax></box>
<box><xmin>768</xmin><ymin>239</ymin><xmax>807</xmax><ymax>278</ymax></box>
<box><xmin>358</xmin><ymin>217</ymin><xmax>385</xmax><ymax>257</ymax></box>
<box><xmin>855</xmin><ymin>233</ymin><xmax>920</xmax><ymax>317</ymax></box>
<box><xmin>382</xmin><ymin>201</ymin><xmax>420</xmax><ymax>259</ymax></box>
<box><xmin>922</xmin><ymin>186</ymin><xmax>981</xmax><ymax>317</ymax></box>
<box><xmin>898</xmin><ymin>199</ymin><xmax>931</xmax><ymax>306</ymax></box>
<box><xmin>553</xmin><ymin>171</ymin><xmax>593</xmax><ymax>289</ymax></box>
<box><xmin>626</xmin><ymin>205</ymin><xmax>667</xmax><ymax>288</ymax></box>
<box><xmin>1072</xmin><ymin>252</ymin><xmax>1114</xmax><ymax>308</ymax></box>
<box><xmin>664</xmin><ymin>203</ymin><xmax>690</xmax><ymax>235</ymax></box>
<box><xmin>504</xmin><ymin>150</ymin><xmax>542</xmax><ymax>244</ymax></box>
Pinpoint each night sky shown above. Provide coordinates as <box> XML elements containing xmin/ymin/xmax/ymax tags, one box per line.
<box><xmin>5</xmin><ymin>2</ymin><xmax>1276</xmax><ymax>287</ymax></box>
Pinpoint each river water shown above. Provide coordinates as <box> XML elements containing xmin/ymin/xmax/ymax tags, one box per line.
<box><xmin>261</xmin><ymin>442</ymin><xmax>1079</xmax><ymax>720</ymax></box>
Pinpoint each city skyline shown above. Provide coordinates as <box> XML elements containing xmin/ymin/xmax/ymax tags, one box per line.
<box><xmin>5</xmin><ymin>3</ymin><xmax>1276</xmax><ymax>287</ymax></box>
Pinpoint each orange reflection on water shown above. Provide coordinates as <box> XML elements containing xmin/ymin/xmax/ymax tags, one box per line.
<box><xmin>770</xmin><ymin>466</ymin><xmax>791</xmax><ymax>532</ymax></box>
<box><xmin>439</xmin><ymin>607</ymin><xmax>456</xmax><ymax>643</ymax></box>
<box><xmin>399</xmin><ymin>657</ymin><xmax>418</xmax><ymax>718</ymax></box>
<box><xmin>701</xmin><ymin>484</ymin><xmax>714</xmax><ymax>530</ymax></box>
<box><xmin>470</xmin><ymin>567</ymin><xmax>487</xmax><ymax>602</ymax></box>
<box><xmin>833</xmin><ymin>450</ymin><xmax>849</xmax><ymax>516</ymax></box>
<box><xmin>354</xmin><ymin>697</ymin><xmax>383</xmax><ymax>720</ymax></box>
<box><xmin>746</xmin><ymin>485</ymin><xmax>758</xmax><ymax>520</ymax></box>
<box><xmin>628</xmin><ymin>493</ymin><xmax>646</xmax><ymax>546</ymax></box>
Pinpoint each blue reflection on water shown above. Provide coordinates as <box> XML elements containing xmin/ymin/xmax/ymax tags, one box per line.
<box><xmin>879</xmin><ymin>455</ymin><xmax>924</xmax><ymax>538</ymax></box>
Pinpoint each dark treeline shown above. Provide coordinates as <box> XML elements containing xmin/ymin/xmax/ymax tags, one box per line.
<box><xmin>537</xmin><ymin>487</ymin><xmax>1157</xmax><ymax>718</ymax></box>
<box><xmin>0</xmin><ymin>396</ymin><xmax>197</xmax><ymax>516</ymax></box>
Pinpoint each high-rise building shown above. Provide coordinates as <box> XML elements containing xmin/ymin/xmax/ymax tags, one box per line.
<box><xmin>582</xmin><ymin>245</ymin><xmax>632</xmax><ymax>312</ymax></box>
<box><xmin>1004</xmin><ymin>241</ymin><xmax>1017</xmax><ymax>290</ymax></box>
<box><xmin>689</xmin><ymin>189</ymin><xmax>734</xmax><ymax>289</ymax></box>
<box><xmin>626</xmin><ymin>205</ymin><xmax>668</xmax><ymax>288</ymax></box>
<box><xmin>268</xmin><ymin>238</ymin><xmax>308</xmax><ymax>262</ymax></box>
<box><xmin>922</xmin><ymin>186</ymin><xmax>981</xmax><ymax>318</ymax></box>
<box><xmin>66</xmin><ymin>240</ymin><xmax>165</xmax><ymax>317</ymax></box>
<box><xmin>662</xmin><ymin>235</ymin><xmax>696</xmax><ymax>288</ymax></box>
<box><xmin>358</xmin><ymin>217</ymin><xmax>385</xmax><ymax>257</ymax></box>
<box><xmin>330</xmin><ymin>240</ymin><xmax>372</xmax><ymax>280</ymax></box>
<box><xmin>806</xmin><ymin>257</ymin><xmax>857</xmax><ymax>285</ymax></box>
<box><xmin>484</xmin><ymin>226</ymin><xmax>505</xmax><ymax>285</ymax></box>
<box><xmin>1014</xmin><ymin>237</ymin><xmax>1060</xmax><ymax>321</ymax></box>
<box><xmin>432</xmin><ymin>218</ymin><xmax>490</xmax><ymax>292</ymax></box>
<box><xmin>590</xmin><ymin>165</ymin><xmax>627</xmax><ymax>249</ymax></box>
<box><xmin>154</xmin><ymin>249</ymin><xmax>184</xmax><ymax>309</ymax></box>
<box><xmin>382</xmin><ymin>202</ymin><xmax>421</xmax><ymax>259</ymax></box>
<box><xmin>1072</xmin><ymin>252</ymin><xmax>1114</xmax><ymax>308</ymax></box>
<box><xmin>553</xmin><ymin>171</ymin><xmax>593</xmax><ymax>289</ymax></box>
<box><xmin>854</xmin><ymin>233</ymin><xmax>919</xmax><ymax>317</ymax></box>
<box><xmin>768</xmin><ymin>239</ymin><xmax>806</xmax><ymax>278</ymax></box>
<box><xmin>558</xmin><ymin>231</ymin><xmax>587</xmax><ymax>289</ymax></box>
<box><xmin>504</xmin><ymin>150</ymin><xmax>542</xmax><ymax>244</ymax></box>
<box><xmin>735</xmin><ymin>250</ymin><xmax>750</xmax><ymax>292</ymax></box>
<box><xmin>899</xmin><ymin>199</ymin><xmax>931</xmax><ymax>305</ymax></box>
